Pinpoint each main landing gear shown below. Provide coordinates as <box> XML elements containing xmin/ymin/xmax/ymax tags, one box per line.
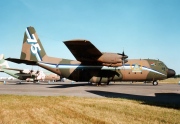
<box><xmin>107</xmin><ymin>81</ymin><xmax>110</xmax><ymax>85</ymax></box>
<box><xmin>97</xmin><ymin>77</ymin><xmax>102</xmax><ymax>86</ymax></box>
<box><xmin>152</xmin><ymin>81</ymin><xmax>158</xmax><ymax>86</ymax></box>
<box><xmin>97</xmin><ymin>77</ymin><xmax>111</xmax><ymax>86</ymax></box>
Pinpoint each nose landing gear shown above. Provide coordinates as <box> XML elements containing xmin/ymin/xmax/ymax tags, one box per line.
<box><xmin>152</xmin><ymin>81</ymin><xmax>158</xmax><ymax>86</ymax></box>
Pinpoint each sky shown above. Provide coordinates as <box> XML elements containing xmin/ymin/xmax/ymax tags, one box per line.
<box><xmin>0</xmin><ymin>0</ymin><xmax>180</xmax><ymax>77</ymax></box>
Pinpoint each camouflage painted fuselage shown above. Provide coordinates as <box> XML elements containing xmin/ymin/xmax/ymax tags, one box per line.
<box><xmin>119</xmin><ymin>59</ymin><xmax>167</xmax><ymax>81</ymax></box>
<box><xmin>31</xmin><ymin>58</ymin><xmax>168</xmax><ymax>83</ymax></box>
<box><xmin>7</xmin><ymin>26</ymin><xmax>174</xmax><ymax>84</ymax></box>
<box><xmin>3</xmin><ymin>70</ymin><xmax>34</xmax><ymax>80</ymax></box>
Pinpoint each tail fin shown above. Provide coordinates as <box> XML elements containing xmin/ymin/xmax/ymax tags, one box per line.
<box><xmin>20</xmin><ymin>27</ymin><xmax>47</xmax><ymax>62</ymax></box>
<box><xmin>0</xmin><ymin>54</ymin><xmax>9</xmax><ymax>71</ymax></box>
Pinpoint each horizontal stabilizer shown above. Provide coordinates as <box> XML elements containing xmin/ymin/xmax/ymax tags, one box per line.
<box><xmin>5</xmin><ymin>58</ymin><xmax>37</xmax><ymax>65</ymax></box>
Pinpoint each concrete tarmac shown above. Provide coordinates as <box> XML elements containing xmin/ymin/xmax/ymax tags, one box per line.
<box><xmin>0</xmin><ymin>80</ymin><xmax>180</xmax><ymax>108</ymax></box>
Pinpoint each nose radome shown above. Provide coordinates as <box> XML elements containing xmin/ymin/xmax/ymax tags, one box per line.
<box><xmin>167</xmin><ymin>69</ymin><xmax>176</xmax><ymax>78</ymax></box>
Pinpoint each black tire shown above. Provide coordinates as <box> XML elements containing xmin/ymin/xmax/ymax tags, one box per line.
<box><xmin>153</xmin><ymin>81</ymin><xmax>158</xmax><ymax>86</ymax></box>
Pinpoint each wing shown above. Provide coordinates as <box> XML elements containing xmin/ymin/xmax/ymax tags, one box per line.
<box><xmin>64</xmin><ymin>39</ymin><xmax>102</xmax><ymax>64</ymax></box>
<box><xmin>2</xmin><ymin>68</ymin><xmax>26</xmax><ymax>74</ymax></box>
<box><xmin>3</xmin><ymin>68</ymin><xmax>23</xmax><ymax>72</ymax></box>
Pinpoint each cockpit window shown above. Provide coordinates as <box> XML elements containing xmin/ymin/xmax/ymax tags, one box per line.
<box><xmin>157</xmin><ymin>61</ymin><xmax>167</xmax><ymax>71</ymax></box>
<box><xmin>158</xmin><ymin>62</ymin><xmax>164</xmax><ymax>66</ymax></box>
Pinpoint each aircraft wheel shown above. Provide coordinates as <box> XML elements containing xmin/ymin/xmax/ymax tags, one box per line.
<box><xmin>153</xmin><ymin>81</ymin><xmax>158</xmax><ymax>86</ymax></box>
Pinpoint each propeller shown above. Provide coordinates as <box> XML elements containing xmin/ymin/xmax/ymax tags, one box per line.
<box><xmin>117</xmin><ymin>50</ymin><xmax>128</xmax><ymax>65</ymax></box>
<box><xmin>29</xmin><ymin>66</ymin><xmax>39</xmax><ymax>77</ymax></box>
<box><xmin>119</xmin><ymin>51</ymin><xmax>128</xmax><ymax>81</ymax></box>
<box><xmin>30</xmin><ymin>69</ymin><xmax>33</xmax><ymax>74</ymax></box>
<box><xmin>29</xmin><ymin>66</ymin><xmax>34</xmax><ymax>74</ymax></box>
<box><xmin>36</xmin><ymin>67</ymin><xmax>40</xmax><ymax>74</ymax></box>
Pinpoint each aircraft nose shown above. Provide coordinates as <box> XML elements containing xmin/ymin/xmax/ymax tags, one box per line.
<box><xmin>167</xmin><ymin>69</ymin><xmax>176</xmax><ymax>78</ymax></box>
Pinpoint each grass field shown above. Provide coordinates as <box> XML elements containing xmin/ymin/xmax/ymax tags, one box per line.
<box><xmin>0</xmin><ymin>95</ymin><xmax>179</xmax><ymax>124</ymax></box>
<box><xmin>159</xmin><ymin>78</ymin><xmax>180</xmax><ymax>84</ymax></box>
<box><xmin>0</xmin><ymin>81</ymin><xmax>4</xmax><ymax>84</ymax></box>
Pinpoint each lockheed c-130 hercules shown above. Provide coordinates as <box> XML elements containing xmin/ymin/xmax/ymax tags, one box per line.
<box><xmin>6</xmin><ymin>26</ymin><xmax>175</xmax><ymax>86</ymax></box>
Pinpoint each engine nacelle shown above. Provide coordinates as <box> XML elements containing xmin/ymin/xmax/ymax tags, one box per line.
<box><xmin>102</xmin><ymin>63</ymin><xmax>123</xmax><ymax>67</ymax></box>
<box><xmin>22</xmin><ymin>69</ymin><xmax>30</xmax><ymax>74</ymax></box>
<box><xmin>26</xmin><ymin>78</ymin><xmax>34</xmax><ymax>82</ymax></box>
<box><xmin>97</xmin><ymin>53</ymin><xmax>123</xmax><ymax>64</ymax></box>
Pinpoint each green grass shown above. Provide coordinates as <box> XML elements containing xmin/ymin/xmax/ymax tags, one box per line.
<box><xmin>0</xmin><ymin>95</ymin><xmax>180</xmax><ymax>124</ymax></box>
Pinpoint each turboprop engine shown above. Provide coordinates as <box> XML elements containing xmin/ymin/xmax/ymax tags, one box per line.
<box><xmin>97</xmin><ymin>53</ymin><xmax>123</xmax><ymax>63</ymax></box>
<box><xmin>22</xmin><ymin>69</ymin><xmax>31</xmax><ymax>73</ymax></box>
<box><xmin>22</xmin><ymin>69</ymin><xmax>40</xmax><ymax>76</ymax></box>
<box><xmin>97</xmin><ymin>52</ymin><xmax>128</xmax><ymax>67</ymax></box>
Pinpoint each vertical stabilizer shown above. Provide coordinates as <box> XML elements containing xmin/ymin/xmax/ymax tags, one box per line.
<box><xmin>0</xmin><ymin>54</ymin><xmax>9</xmax><ymax>70</ymax></box>
<box><xmin>20</xmin><ymin>27</ymin><xmax>47</xmax><ymax>62</ymax></box>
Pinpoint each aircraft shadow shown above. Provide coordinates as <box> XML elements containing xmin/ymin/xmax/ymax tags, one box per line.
<box><xmin>48</xmin><ymin>83</ymin><xmax>155</xmax><ymax>88</ymax></box>
<box><xmin>108</xmin><ymin>83</ymin><xmax>155</xmax><ymax>86</ymax></box>
<box><xmin>86</xmin><ymin>90</ymin><xmax>180</xmax><ymax>109</ymax></box>
<box><xmin>48</xmin><ymin>83</ymin><xmax>94</xmax><ymax>88</ymax></box>
<box><xmin>6</xmin><ymin>82</ymin><xmax>40</xmax><ymax>85</ymax></box>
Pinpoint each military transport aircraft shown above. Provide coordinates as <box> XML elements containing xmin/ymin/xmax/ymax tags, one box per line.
<box><xmin>0</xmin><ymin>54</ymin><xmax>60</xmax><ymax>83</ymax></box>
<box><xmin>6</xmin><ymin>27</ymin><xmax>175</xmax><ymax>85</ymax></box>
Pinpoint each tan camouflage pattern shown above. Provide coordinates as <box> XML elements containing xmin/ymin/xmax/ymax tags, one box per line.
<box><xmin>17</xmin><ymin>26</ymin><xmax>172</xmax><ymax>84</ymax></box>
<box><xmin>21</xmin><ymin>27</ymin><xmax>76</xmax><ymax>65</ymax></box>
<box><xmin>21</xmin><ymin>27</ymin><xmax>46</xmax><ymax>61</ymax></box>
<box><xmin>119</xmin><ymin>59</ymin><xmax>167</xmax><ymax>81</ymax></box>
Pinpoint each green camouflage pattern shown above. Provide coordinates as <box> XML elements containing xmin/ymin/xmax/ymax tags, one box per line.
<box><xmin>6</xmin><ymin>26</ymin><xmax>175</xmax><ymax>85</ymax></box>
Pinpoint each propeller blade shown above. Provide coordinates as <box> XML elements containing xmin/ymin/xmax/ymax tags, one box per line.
<box><xmin>118</xmin><ymin>51</ymin><xmax>128</xmax><ymax>58</ymax></box>
<box><xmin>30</xmin><ymin>70</ymin><xmax>33</xmax><ymax>73</ymax></box>
<box><xmin>36</xmin><ymin>70</ymin><xmax>40</xmax><ymax>74</ymax></box>
<box><xmin>122</xmin><ymin>51</ymin><xmax>125</xmax><ymax>56</ymax></box>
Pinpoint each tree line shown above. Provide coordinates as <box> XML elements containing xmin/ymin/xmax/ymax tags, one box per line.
<box><xmin>174</xmin><ymin>74</ymin><xmax>180</xmax><ymax>78</ymax></box>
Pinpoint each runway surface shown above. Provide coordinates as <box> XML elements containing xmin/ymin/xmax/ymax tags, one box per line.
<box><xmin>0</xmin><ymin>80</ymin><xmax>180</xmax><ymax>108</ymax></box>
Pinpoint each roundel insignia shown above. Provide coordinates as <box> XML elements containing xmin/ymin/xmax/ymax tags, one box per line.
<box><xmin>132</xmin><ymin>63</ymin><xmax>142</xmax><ymax>72</ymax></box>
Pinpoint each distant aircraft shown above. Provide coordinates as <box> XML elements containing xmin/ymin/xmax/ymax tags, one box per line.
<box><xmin>0</xmin><ymin>54</ymin><xmax>60</xmax><ymax>83</ymax></box>
<box><xmin>6</xmin><ymin>26</ymin><xmax>175</xmax><ymax>85</ymax></box>
<box><xmin>36</xmin><ymin>71</ymin><xmax>60</xmax><ymax>82</ymax></box>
